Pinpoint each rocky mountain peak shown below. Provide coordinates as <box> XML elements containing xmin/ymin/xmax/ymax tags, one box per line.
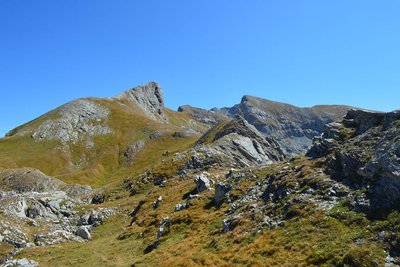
<box><xmin>115</xmin><ymin>81</ymin><xmax>167</xmax><ymax>121</ymax></box>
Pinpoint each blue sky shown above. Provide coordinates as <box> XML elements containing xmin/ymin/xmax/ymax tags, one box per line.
<box><xmin>1</xmin><ymin>1</ymin><xmax>400</xmax><ymax>136</ymax></box>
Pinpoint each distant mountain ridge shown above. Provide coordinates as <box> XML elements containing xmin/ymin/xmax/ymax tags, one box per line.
<box><xmin>179</xmin><ymin>94</ymin><xmax>355</xmax><ymax>155</ymax></box>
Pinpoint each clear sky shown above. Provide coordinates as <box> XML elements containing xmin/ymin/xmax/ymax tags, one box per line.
<box><xmin>1</xmin><ymin>1</ymin><xmax>400</xmax><ymax>136</ymax></box>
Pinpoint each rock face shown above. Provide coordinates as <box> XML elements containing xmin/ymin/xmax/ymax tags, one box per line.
<box><xmin>7</xmin><ymin>99</ymin><xmax>112</xmax><ymax>145</ymax></box>
<box><xmin>115</xmin><ymin>81</ymin><xmax>167</xmax><ymax>121</ymax></box>
<box><xmin>307</xmin><ymin>109</ymin><xmax>400</xmax><ymax>209</ymax></box>
<box><xmin>191</xmin><ymin>116</ymin><xmax>286</xmax><ymax>168</ymax></box>
<box><xmin>210</xmin><ymin>96</ymin><xmax>353</xmax><ymax>155</ymax></box>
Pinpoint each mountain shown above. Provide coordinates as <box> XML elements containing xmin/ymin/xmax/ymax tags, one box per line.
<box><xmin>0</xmin><ymin>82</ymin><xmax>202</xmax><ymax>186</ymax></box>
<box><xmin>180</xmin><ymin>95</ymin><xmax>354</xmax><ymax>155</ymax></box>
<box><xmin>1</xmin><ymin>82</ymin><xmax>400</xmax><ymax>267</ymax></box>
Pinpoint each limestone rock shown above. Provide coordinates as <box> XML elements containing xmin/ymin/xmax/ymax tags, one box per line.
<box><xmin>75</xmin><ymin>226</ymin><xmax>91</xmax><ymax>240</ymax></box>
<box><xmin>30</xmin><ymin>99</ymin><xmax>111</xmax><ymax>144</ymax></box>
<box><xmin>115</xmin><ymin>81</ymin><xmax>167</xmax><ymax>121</ymax></box>
<box><xmin>192</xmin><ymin>116</ymin><xmax>286</xmax><ymax>168</ymax></box>
<box><xmin>214</xmin><ymin>182</ymin><xmax>231</xmax><ymax>203</ymax></box>
<box><xmin>195</xmin><ymin>174</ymin><xmax>212</xmax><ymax>193</ymax></box>
<box><xmin>1</xmin><ymin>258</ymin><xmax>39</xmax><ymax>267</ymax></box>
<box><xmin>308</xmin><ymin>109</ymin><xmax>400</xmax><ymax>209</ymax></box>
<box><xmin>174</xmin><ymin>202</ymin><xmax>190</xmax><ymax>212</ymax></box>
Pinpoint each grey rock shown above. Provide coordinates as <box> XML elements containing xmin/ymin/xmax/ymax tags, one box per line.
<box><xmin>75</xmin><ymin>226</ymin><xmax>91</xmax><ymax>240</ymax></box>
<box><xmin>172</xmin><ymin>128</ymin><xmax>199</xmax><ymax>138</ymax></box>
<box><xmin>30</xmin><ymin>99</ymin><xmax>111</xmax><ymax>144</ymax></box>
<box><xmin>214</xmin><ymin>182</ymin><xmax>231</xmax><ymax>203</ymax></box>
<box><xmin>115</xmin><ymin>81</ymin><xmax>167</xmax><ymax>121</ymax></box>
<box><xmin>194</xmin><ymin>116</ymin><xmax>286</xmax><ymax>167</ymax></box>
<box><xmin>153</xmin><ymin>196</ymin><xmax>163</xmax><ymax>209</ymax></box>
<box><xmin>124</xmin><ymin>140</ymin><xmax>145</xmax><ymax>164</ymax></box>
<box><xmin>2</xmin><ymin>258</ymin><xmax>39</xmax><ymax>267</ymax></box>
<box><xmin>309</xmin><ymin>109</ymin><xmax>400</xmax><ymax>209</ymax></box>
<box><xmin>91</xmin><ymin>193</ymin><xmax>105</xmax><ymax>204</ymax></box>
<box><xmin>25</xmin><ymin>205</ymin><xmax>43</xmax><ymax>219</ymax></box>
<box><xmin>153</xmin><ymin>175</ymin><xmax>166</xmax><ymax>187</ymax></box>
<box><xmin>78</xmin><ymin>209</ymin><xmax>113</xmax><ymax>227</ymax></box>
<box><xmin>174</xmin><ymin>202</ymin><xmax>190</xmax><ymax>212</ymax></box>
<box><xmin>194</xmin><ymin>174</ymin><xmax>212</xmax><ymax>193</ymax></box>
<box><xmin>157</xmin><ymin>216</ymin><xmax>170</xmax><ymax>240</ymax></box>
<box><xmin>221</xmin><ymin>218</ymin><xmax>235</xmax><ymax>233</ymax></box>
<box><xmin>34</xmin><ymin>230</ymin><xmax>80</xmax><ymax>246</ymax></box>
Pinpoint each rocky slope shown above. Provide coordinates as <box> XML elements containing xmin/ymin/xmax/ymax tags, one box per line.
<box><xmin>2</xmin><ymin>82</ymin><xmax>400</xmax><ymax>266</ymax></box>
<box><xmin>0</xmin><ymin>168</ymin><xmax>115</xmax><ymax>266</ymax></box>
<box><xmin>307</xmin><ymin>109</ymin><xmax>400</xmax><ymax>211</ymax></box>
<box><xmin>186</xmin><ymin>116</ymin><xmax>286</xmax><ymax>168</ymax></box>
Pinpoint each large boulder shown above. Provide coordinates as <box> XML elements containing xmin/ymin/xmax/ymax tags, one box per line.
<box><xmin>214</xmin><ymin>182</ymin><xmax>231</xmax><ymax>203</ymax></box>
<box><xmin>195</xmin><ymin>174</ymin><xmax>213</xmax><ymax>193</ymax></box>
<box><xmin>75</xmin><ymin>226</ymin><xmax>91</xmax><ymax>240</ymax></box>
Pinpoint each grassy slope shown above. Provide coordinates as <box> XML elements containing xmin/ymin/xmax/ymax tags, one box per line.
<box><xmin>0</xmin><ymin>97</ymin><xmax>390</xmax><ymax>266</ymax></box>
<box><xmin>21</xmin><ymin>157</ymin><xmax>388</xmax><ymax>267</ymax></box>
<box><xmin>0</xmin><ymin>98</ymin><xmax>200</xmax><ymax>187</ymax></box>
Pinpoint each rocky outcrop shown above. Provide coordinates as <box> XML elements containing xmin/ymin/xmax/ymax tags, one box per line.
<box><xmin>6</xmin><ymin>99</ymin><xmax>112</xmax><ymax>145</ymax></box>
<box><xmin>192</xmin><ymin>116</ymin><xmax>286</xmax><ymax>168</ymax></box>
<box><xmin>194</xmin><ymin>174</ymin><xmax>213</xmax><ymax>193</ymax></box>
<box><xmin>1</xmin><ymin>258</ymin><xmax>39</xmax><ymax>267</ymax></box>
<box><xmin>0</xmin><ymin>168</ymin><xmax>91</xmax><ymax>196</ymax></box>
<box><xmin>123</xmin><ymin>140</ymin><xmax>145</xmax><ymax>165</ymax></box>
<box><xmin>115</xmin><ymin>81</ymin><xmax>167</xmax><ymax>121</ymax></box>
<box><xmin>308</xmin><ymin>109</ymin><xmax>400</xmax><ymax>209</ymax></box>
<box><xmin>214</xmin><ymin>182</ymin><xmax>231</xmax><ymax>203</ymax></box>
<box><xmin>0</xmin><ymin>168</ymin><xmax>114</xmax><ymax>255</ymax></box>
<box><xmin>212</xmin><ymin>95</ymin><xmax>353</xmax><ymax>155</ymax></box>
<box><xmin>75</xmin><ymin>226</ymin><xmax>91</xmax><ymax>240</ymax></box>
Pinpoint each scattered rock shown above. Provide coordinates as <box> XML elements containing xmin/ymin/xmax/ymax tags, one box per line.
<box><xmin>1</xmin><ymin>258</ymin><xmax>39</xmax><ymax>267</ymax></box>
